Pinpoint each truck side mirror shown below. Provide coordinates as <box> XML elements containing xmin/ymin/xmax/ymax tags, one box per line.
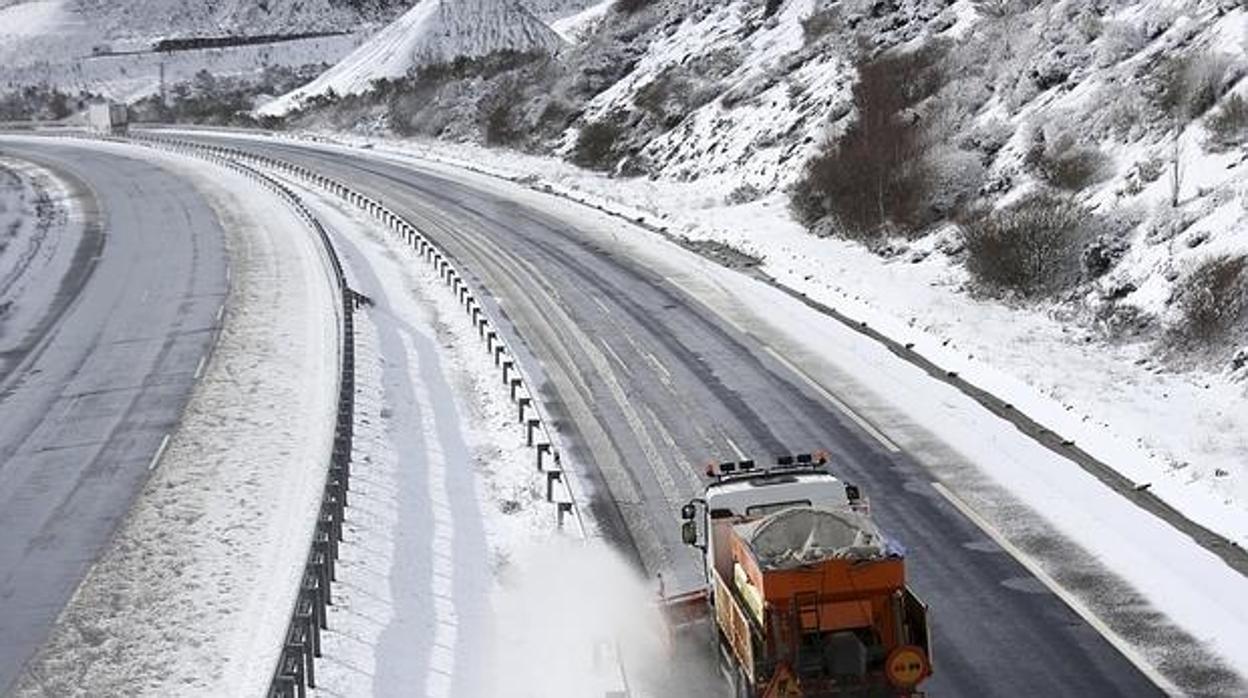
<box><xmin>681</xmin><ymin>503</ymin><xmax>697</xmax><ymax>520</ymax></box>
<box><xmin>681</xmin><ymin>520</ymin><xmax>698</xmax><ymax>546</ymax></box>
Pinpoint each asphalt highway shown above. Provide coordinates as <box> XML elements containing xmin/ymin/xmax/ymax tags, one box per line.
<box><xmin>200</xmin><ymin>135</ymin><xmax>1178</xmax><ymax>697</ymax></box>
<box><xmin>0</xmin><ymin>139</ymin><xmax>227</xmax><ymax>695</ymax></box>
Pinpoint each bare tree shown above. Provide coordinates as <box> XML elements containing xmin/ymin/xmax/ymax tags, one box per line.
<box><xmin>1169</xmin><ymin>123</ymin><xmax>1184</xmax><ymax>208</ymax></box>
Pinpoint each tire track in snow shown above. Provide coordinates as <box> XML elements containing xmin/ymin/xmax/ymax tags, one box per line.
<box><xmin>320</xmin><ymin>204</ymin><xmax>490</xmax><ymax>698</ymax></box>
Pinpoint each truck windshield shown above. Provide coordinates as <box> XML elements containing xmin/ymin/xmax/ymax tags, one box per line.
<box><xmin>745</xmin><ymin>499</ymin><xmax>811</xmax><ymax>517</ymax></box>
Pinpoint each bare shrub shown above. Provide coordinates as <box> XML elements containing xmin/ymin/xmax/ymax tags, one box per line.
<box><xmin>633</xmin><ymin>66</ymin><xmax>720</xmax><ymax>128</ymax></box>
<box><xmin>1169</xmin><ymin>255</ymin><xmax>1248</xmax><ymax>348</ymax></box>
<box><xmin>1024</xmin><ymin>127</ymin><xmax>1110</xmax><ymax>191</ymax></box>
<box><xmin>790</xmin><ymin>44</ymin><xmax>947</xmax><ymax>238</ymax></box>
<box><xmin>1205</xmin><ymin>93</ymin><xmax>1248</xmax><ymax>151</ymax></box>
<box><xmin>726</xmin><ymin>183</ymin><xmax>764</xmax><ymax>205</ymax></box>
<box><xmin>1096</xmin><ymin>20</ymin><xmax>1147</xmax><ymax>67</ymax></box>
<box><xmin>1157</xmin><ymin>52</ymin><xmax>1241</xmax><ymax>122</ymax></box>
<box><xmin>972</xmin><ymin>0</ymin><xmax>1041</xmax><ymax>18</ymax></box>
<box><xmin>613</xmin><ymin>0</ymin><xmax>655</xmax><ymax>14</ymax></box>
<box><xmin>571</xmin><ymin>119</ymin><xmax>623</xmax><ymax>170</ymax></box>
<box><xmin>961</xmin><ymin>191</ymin><xmax>1090</xmax><ymax>297</ymax></box>
<box><xmin>801</xmin><ymin>8</ymin><xmax>842</xmax><ymax>44</ymax></box>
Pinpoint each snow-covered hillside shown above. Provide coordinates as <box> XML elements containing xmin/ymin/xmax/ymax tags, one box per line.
<box><xmin>260</xmin><ymin>0</ymin><xmax>569</xmax><ymax>116</ymax></box>
<box><xmin>270</xmin><ymin>0</ymin><xmax>1248</xmax><ymax>550</ymax></box>
<box><xmin>0</xmin><ymin>0</ymin><xmax>407</xmax><ymax>103</ymax></box>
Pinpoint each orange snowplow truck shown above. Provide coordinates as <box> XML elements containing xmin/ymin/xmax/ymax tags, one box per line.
<box><xmin>671</xmin><ymin>453</ymin><xmax>932</xmax><ymax>698</ymax></box>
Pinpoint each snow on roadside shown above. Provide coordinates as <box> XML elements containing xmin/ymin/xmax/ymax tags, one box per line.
<box><xmin>10</xmin><ymin>141</ymin><xmax>339</xmax><ymax>697</ymax></box>
<box><xmin>286</xmin><ymin>179</ymin><xmax>659</xmax><ymax>697</ymax></box>
<box><xmin>0</xmin><ymin>155</ymin><xmax>80</xmax><ymax>380</ymax></box>
<box><xmin>286</xmin><ymin>131</ymin><xmax>1248</xmax><ymax>551</ymax></box>
<box><xmin>231</xmin><ymin>130</ymin><xmax>1248</xmax><ymax>686</ymax></box>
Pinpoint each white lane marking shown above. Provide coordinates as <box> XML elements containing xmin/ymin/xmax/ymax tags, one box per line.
<box><xmin>762</xmin><ymin>346</ymin><xmax>901</xmax><ymax>453</ymax></box>
<box><xmin>147</xmin><ymin>434</ymin><xmax>171</xmax><ymax>471</ymax></box>
<box><xmin>724</xmin><ymin>435</ymin><xmax>748</xmax><ymax>461</ymax></box>
<box><xmin>590</xmin><ymin>294</ymin><xmax>612</xmax><ymax>315</ymax></box>
<box><xmin>599</xmin><ymin>338</ymin><xmax>629</xmax><ymax>373</ymax></box>
<box><xmin>215</xmin><ymin>303</ymin><xmax>225</xmax><ymax>324</ymax></box>
<box><xmin>930</xmin><ymin>482</ymin><xmax>1182</xmax><ymax>697</ymax></box>
<box><xmin>194</xmin><ymin>355</ymin><xmax>207</xmax><ymax>380</ymax></box>
<box><xmin>641</xmin><ymin>348</ymin><xmax>672</xmax><ymax>383</ymax></box>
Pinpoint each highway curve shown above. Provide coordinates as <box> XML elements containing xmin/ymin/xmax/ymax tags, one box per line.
<box><xmin>188</xmin><ymin>134</ymin><xmax>1174</xmax><ymax>696</ymax></box>
<box><xmin>0</xmin><ymin>139</ymin><xmax>227</xmax><ymax>694</ymax></box>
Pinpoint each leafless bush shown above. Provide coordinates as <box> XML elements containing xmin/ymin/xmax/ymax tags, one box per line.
<box><xmin>790</xmin><ymin>44</ymin><xmax>947</xmax><ymax>238</ymax></box>
<box><xmin>613</xmin><ymin>0</ymin><xmax>655</xmax><ymax>14</ymax></box>
<box><xmin>1169</xmin><ymin>255</ymin><xmax>1248</xmax><ymax>348</ymax></box>
<box><xmin>1205</xmin><ymin>93</ymin><xmax>1248</xmax><ymax>151</ymax></box>
<box><xmin>633</xmin><ymin>66</ymin><xmax>720</xmax><ymax>128</ymax></box>
<box><xmin>726</xmin><ymin>183</ymin><xmax>764</xmax><ymax>205</ymax></box>
<box><xmin>801</xmin><ymin>8</ymin><xmax>842</xmax><ymax>44</ymax></box>
<box><xmin>571</xmin><ymin>119</ymin><xmax>623</xmax><ymax>170</ymax></box>
<box><xmin>1157</xmin><ymin>52</ymin><xmax>1241</xmax><ymax>122</ymax></box>
<box><xmin>961</xmin><ymin>191</ymin><xmax>1090</xmax><ymax>297</ymax></box>
<box><xmin>1096</xmin><ymin>20</ymin><xmax>1148</xmax><ymax>67</ymax></box>
<box><xmin>972</xmin><ymin>0</ymin><xmax>1042</xmax><ymax>18</ymax></box>
<box><xmin>1024</xmin><ymin>127</ymin><xmax>1110</xmax><ymax>191</ymax></box>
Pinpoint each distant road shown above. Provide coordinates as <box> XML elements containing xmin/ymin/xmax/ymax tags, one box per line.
<box><xmin>187</xmin><ymin>134</ymin><xmax>1172</xmax><ymax>697</ymax></box>
<box><xmin>0</xmin><ymin>139</ymin><xmax>227</xmax><ymax>694</ymax></box>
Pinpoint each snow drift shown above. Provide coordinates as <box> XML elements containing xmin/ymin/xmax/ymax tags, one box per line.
<box><xmin>260</xmin><ymin>0</ymin><xmax>567</xmax><ymax>117</ymax></box>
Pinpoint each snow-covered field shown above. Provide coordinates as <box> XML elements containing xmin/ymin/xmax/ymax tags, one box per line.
<box><xmin>9</xmin><ymin>141</ymin><xmax>340</xmax><ymax>697</ymax></box>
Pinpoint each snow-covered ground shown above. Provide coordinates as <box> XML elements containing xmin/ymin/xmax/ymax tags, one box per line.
<box><xmin>0</xmin><ymin>156</ymin><xmax>77</xmax><ymax>378</ymax></box>
<box><xmin>0</xmin><ymin>0</ymin><xmax>375</xmax><ymax>103</ymax></box>
<box><xmin>283</xmin><ymin>169</ymin><xmax>661</xmax><ymax>698</ymax></box>
<box><xmin>259</xmin><ymin>0</ymin><xmax>569</xmax><ymax>117</ymax></box>
<box><xmin>9</xmin><ymin>140</ymin><xmax>340</xmax><ymax>697</ymax></box>
<box><xmin>200</xmin><ymin>128</ymin><xmax>1248</xmax><ymax>685</ymax></box>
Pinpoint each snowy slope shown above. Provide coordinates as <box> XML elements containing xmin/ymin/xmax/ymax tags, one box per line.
<box><xmin>260</xmin><ymin>0</ymin><xmax>566</xmax><ymax>116</ymax></box>
<box><xmin>0</xmin><ymin>0</ymin><xmax>407</xmax><ymax>104</ymax></box>
<box><xmin>70</xmin><ymin>0</ymin><xmax>411</xmax><ymax>39</ymax></box>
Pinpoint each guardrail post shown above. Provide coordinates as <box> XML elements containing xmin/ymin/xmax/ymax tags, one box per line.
<box><xmin>526</xmin><ymin>418</ymin><xmax>540</xmax><ymax>447</ymax></box>
<box><xmin>537</xmin><ymin>443</ymin><xmax>552</xmax><ymax>470</ymax></box>
<box><xmin>510</xmin><ymin>378</ymin><xmax>523</xmax><ymax>401</ymax></box>
<box><xmin>546</xmin><ymin>469</ymin><xmax>563</xmax><ymax>502</ymax></box>
<box><xmin>518</xmin><ymin>397</ymin><xmax>532</xmax><ymax>423</ymax></box>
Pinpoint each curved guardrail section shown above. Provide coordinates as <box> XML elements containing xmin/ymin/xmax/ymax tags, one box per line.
<box><xmin>118</xmin><ymin>135</ymin><xmax>359</xmax><ymax>698</ymax></box>
<box><xmin>134</xmin><ymin>132</ymin><xmax>589</xmax><ymax>536</ymax></box>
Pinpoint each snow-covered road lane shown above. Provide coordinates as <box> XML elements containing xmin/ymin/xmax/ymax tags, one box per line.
<box><xmin>6</xmin><ymin>139</ymin><xmax>338</xmax><ymax>697</ymax></box>
<box><xmin>0</xmin><ymin>139</ymin><xmax>228</xmax><ymax>696</ymax></box>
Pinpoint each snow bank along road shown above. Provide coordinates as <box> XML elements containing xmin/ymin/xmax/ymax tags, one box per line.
<box><xmin>2</xmin><ymin>136</ymin><xmax>339</xmax><ymax>697</ymax></box>
<box><xmin>180</xmin><ymin>132</ymin><xmax>1248</xmax><ymax>696</ymax></box>
<box><xmin>0</xmin><ymin>138</ymin><xmax>227</xmax><ymax>695</ymax></box>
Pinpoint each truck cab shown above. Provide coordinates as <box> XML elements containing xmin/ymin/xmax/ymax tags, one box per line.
<box><xmin>677</xmin><ymin>454</ymin><xmax>931</xmax><ymax>698</ymax></box>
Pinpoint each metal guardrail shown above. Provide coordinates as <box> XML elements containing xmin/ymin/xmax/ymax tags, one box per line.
<box><xmin>132</xmin><ymin>132</ymin><xmax>590</xmax><ymax>538</ymax></box>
